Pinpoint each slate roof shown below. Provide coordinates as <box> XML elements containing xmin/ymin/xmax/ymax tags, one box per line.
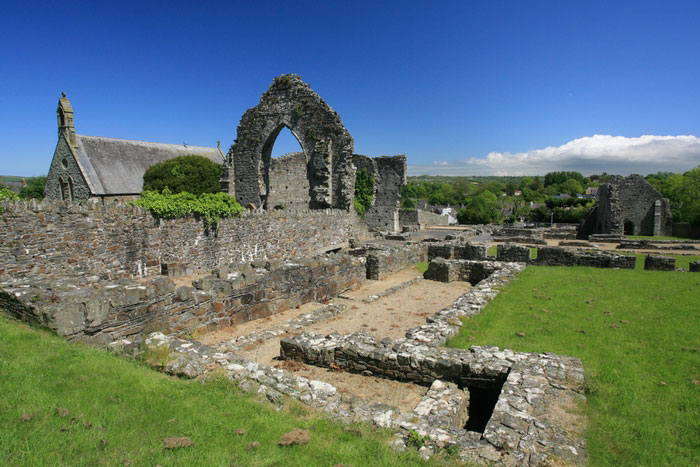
<box><xmin>74</xmin><ymin>135</ymin><xmax>224</xmax><ymax>195</ymax></box>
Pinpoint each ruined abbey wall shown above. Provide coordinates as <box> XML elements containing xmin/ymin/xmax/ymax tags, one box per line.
<box><xmin>0</xmin><ymin>199</ymin><xmax>370</xmax><ymax>284</ymax></box>
<box><xmin>266</xmin><ymin>152</ymin><xmax>311</xmax><ymax>210</ymax></box>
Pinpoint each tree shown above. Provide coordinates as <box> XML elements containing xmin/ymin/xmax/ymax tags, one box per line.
<box><xmin>19</xmin><ymin>176</ymin><xmax>46</xmax><ymax>200</ymax></box>
<box><xmin>354</xmin><ymin>168</ymin><xmax>374</xmax><ymax>215</ymax></box>
<box><xmin>560</xmin><ymin>178</ymin><xmax>583</xmax><ymax>196</ymax></box>
<box><xmin>457</xmin><ymin>190</ymin><xmax>504</xmax><ymax>225</ymax></box>
<box><xmin>143</xmin><ymin>155</ymin><xmax>222</xmax><ymax>195</ymax></box>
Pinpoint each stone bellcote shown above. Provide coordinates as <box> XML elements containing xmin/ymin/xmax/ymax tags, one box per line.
<box><xmin>57</xmin><ymin>92</ymin><xmax>76</xmax><ymax>149</ymax></box>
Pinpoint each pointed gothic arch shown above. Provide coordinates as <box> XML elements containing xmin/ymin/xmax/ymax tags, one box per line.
<box><xmin>228</xmin><ymin>74</ymin><xmax>355</xmax><ymax>210</ymax></box>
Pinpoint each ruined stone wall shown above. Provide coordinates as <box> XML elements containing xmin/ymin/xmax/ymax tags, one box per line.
<box><xmin>399</xmin><ymin>209</ymin><xmax>448</xmax><ymax>228</ymax></box>
<box><xmin>1</xmin><ymin>254</ymin><xmax>365</xmax><ymax>343</ymax></box>
<box><xmin>580</xmin><ymin>175</ymin><xmax>672</xmax><ymax>237</ymax></box>
<box><xmin>266</xmin><ymin>152</ymin><xmax>311</xmax><ymax>210</ymax></box>
<box><xmin>363</xmin><ymin>156</ymin><xmax>406</xmax><ymax>232</ymax></box>
<box><xmin>364</xmin><ymin>243</ymin><xmax>427</xmax><ymax>280</ymax></box>
<box><xmin>0</xmin><ymin>199</ymin><xmax>370</xmax><ymax>284</ymax></box>
<box><xmin>230</xmin><ymin>74</ymin><xmax>355</xmax><ymax>210</ymax></box>
<box><xmin>535</xmin><ymin>246</ymin><xmax>636</xmax><ymax>268</ymax></box>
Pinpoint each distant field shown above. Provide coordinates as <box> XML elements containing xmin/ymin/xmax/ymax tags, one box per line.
<box><xmin>448</xmin><ymin>266</ymin><xmax>700</xmax><ymax>466</ymax></box>
<box><xmin>0</xmin><ymin>175</ymin><xmax>26</xmax><ymax>183</ymax></box>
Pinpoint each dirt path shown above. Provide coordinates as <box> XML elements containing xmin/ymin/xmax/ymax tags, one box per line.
<box><xmin>200</xmin><ymin>267</ymin><xmax>471</xmax><ymax>412</ymax></box>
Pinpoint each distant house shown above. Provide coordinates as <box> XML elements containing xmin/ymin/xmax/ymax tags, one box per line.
<box><xmin>441</xmin><ymin>207</ymin><xmax>458</xmax><ymax>225</ymax></box>
<box><xmin>584</xmin><ymin>186</ymin><xmax>598</xmax><ymax>199</ymax></box>
<box><xmin>45</xmin><ymin>95</ymin><xmax>224</xmax><ymax>202</ymax></box>
<box><xmin>553</xmin><ymin>193</ymin><xmax>571</xmax><ymax>199</ymax></box>
<box><xmin>513</xmin><ymin>190</ymin><xmax>522</xmax><ymax>196</ymax></box>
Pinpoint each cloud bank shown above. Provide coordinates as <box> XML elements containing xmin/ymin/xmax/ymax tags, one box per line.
<box><xmin>408</xmin><ymin>134</ymin><xmax>700</xmax><ymax>176</ymax></box>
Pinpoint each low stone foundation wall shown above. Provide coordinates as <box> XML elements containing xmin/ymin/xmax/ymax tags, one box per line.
<box><xmin>690</xmin><ymin>261</ymin><xmax>700</xmax><ymax>272</ymax></box>
<box><xmin>588</xmin><ymin>234</ymin><xmax>625</xmax><ymax>242</ymax></box>
<box><xmin>493</xmin><ymin>236</ymin><xmax>547</xmax><ymax>245</ymax></box>
<box><xmin>350</xmin><ymin>243</ymin><xmax>426</xmax><ymax>280</ymax></box>
<box><xmin>423</xmin><ymin>258</ymin><xmax>505</xmax><ymax>285</ymax></box>
<box><xmin>644</xmin><ymin>255</ymin><xmax>675</xmax><ymax>271</ymax></box>
<box><xmin>427</xmin><ymin>242</ymin><xmax>487</xmax><ymax>262</ymax></box>
<box><xmin>535</xmin><ymin>246</ymin><xmax>636</xmax><ymax>268</ymax></box>
<box><xmin>617</xmin><ymin>240</ymin><xmax>699</xmax><ymax>251</ymax></box>
<box><xmin>496</xmin><ymin>243</ymin><xmax>531</xmax><ymax>262</ymax></box>
<box><xmin>1</xmin><ymin>253</ymin><xmax>365</xmax><ymax>343</ymax></box>
<box><xmin>399</xmin><ymin>209</ymin><xmax>449</xmax><ymax>228</ymax></box>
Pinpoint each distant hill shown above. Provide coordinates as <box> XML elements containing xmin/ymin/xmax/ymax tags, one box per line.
<box><xmin>0</xmin><ymin>175</ymin><xmax>28</xmax><ymax>183</ymax></box>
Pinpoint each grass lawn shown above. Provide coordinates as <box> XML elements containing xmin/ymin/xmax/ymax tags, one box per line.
<box><xmin>0</xmin><ymin>316</ymin><xmax>436</xmax><ymax>467</ymax></box>
<box><xmin>628</xmin><ymin>235</ymin><xmax>698</xmax><ymax>241</ymax></box>
<box><xmin>448</xmin><ymin>266</ymin><xmax>700</xmax><ymax>466</ymax></box>
<box><xmin>627</xmin><ymin>253</ymin><xmax>700</xmax><ymax>270</ymax></box>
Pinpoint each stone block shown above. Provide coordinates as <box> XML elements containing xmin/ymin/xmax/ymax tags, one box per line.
<box><xmin>497</xmin><ymin>243</ymin><xmax>530</xmax><ymax>262</ymax></box>
<box><xmin>690</xmin><ymin>261</ymin><xmax>700</xmax><ymax>272</ymax></box>
<box><xmin>644</xmin><ymin>255</ymin><xmax>675</xmax><ymax>271</ymax></box>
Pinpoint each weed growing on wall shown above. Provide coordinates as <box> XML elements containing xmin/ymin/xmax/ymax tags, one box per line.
<box><xmin>133</xmin><ymin>189</ymin><xmax>243</xmax><ymax>228</ymax></box>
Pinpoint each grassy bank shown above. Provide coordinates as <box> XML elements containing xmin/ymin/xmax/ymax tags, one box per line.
<box><xmin>448</xmin><ymin>266</ymin><xmax>700</xmax><ymax>466</ymax></box>
<box><xmin>0</xmin><ymin>317</ymin><xmax>434</xmax><ymax>466</ymax></box>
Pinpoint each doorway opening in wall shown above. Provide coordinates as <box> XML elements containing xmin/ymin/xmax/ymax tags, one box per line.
<box><xmin>624</xmin><ymin>220</ymin><xmax>635</xmax><ymax>236</ymax></box>
<box><xmin>262</xmin><ymin>126</ymin><xmax>310</xmax><ymax>210</ymax></box>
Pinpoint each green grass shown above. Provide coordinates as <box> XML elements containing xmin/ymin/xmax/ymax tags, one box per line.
<box><xmin>414</xmin><ymin>262</ymin><xmax>429</xmax><ymax>274</ymax></box>
<box><xmin>448</xmin><ymin>266</ymin><xmax>700</xmax><ymax>466</ymax></box>
<box><xmin>628</xmin><ymin>235</ymin><xmax>698</xmax><ymax>241</ymax></box>
<box><xmin>0</xmin><ymin>316</ymin><xmax>437</xmax><ymax>466</ymax></box>
<box><xmin>625</xmin><ymin>253</ymin><xmax>700</xmax><ymax>270</ymax></box>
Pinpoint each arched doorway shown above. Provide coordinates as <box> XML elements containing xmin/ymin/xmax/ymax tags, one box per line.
<box><xmin>228</xmin><ymin>74</ymin><xmax>355</xmax><ymax>210</ymax></box>
<box><xmin>624</xmin><ymin>219</ymin><xmax>635</xmax><ymax>235</ymax></box>
<box><xmin>261</xmin><ymin>125</ymin><xmax>310</xmax><ymax>210</ymax></box>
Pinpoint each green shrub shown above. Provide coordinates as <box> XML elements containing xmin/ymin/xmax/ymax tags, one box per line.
<box><xmin>354</xmin><ymin>168</ymin><xmax>374</xmax><ymax>215</ymax></box>
<box><xmin>143</xmin><ymin>155</ymin><xmax>222</xmax><ymax>195</ymax></box>
<box><xmin>0</xmin><ymin>186</ymin><xmax>19</xmax><ymax>201</ymax></box>
<box><xmin>133</xmin><ymin>189</ymin><xmax>243</xmax><ymax>228</ymax></box>
<box><xmin>19</xmin><ymin>176</ymin><xmax>46</xmax><ymax>200</ymax></box>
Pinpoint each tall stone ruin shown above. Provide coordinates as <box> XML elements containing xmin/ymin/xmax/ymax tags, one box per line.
<box><xmin>579</xmin><ymin>174</ymin><xmax>673</xmax><ymax>237</ymax></box>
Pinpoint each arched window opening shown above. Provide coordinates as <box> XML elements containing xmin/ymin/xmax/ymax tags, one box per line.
<box><xmin>68</xmin><ymin>177</ymin><xmax>74</xmax><ymax>202</ymax></box>
<box><xmin>262</xmin><ymin>125</ymin><xmax>309</xmax><ymax>210</ymax></box>
<box><xmin>624</xmin><ymin>220</ymin><xmax>635</xmax><ymax>236</ymax></box>
<box><xmin>59</xmin><ymin>177</ymin><xmax>67</xmax><ymax>201</ymax></box>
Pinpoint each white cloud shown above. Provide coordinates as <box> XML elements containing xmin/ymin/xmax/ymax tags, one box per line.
<box><xmin>408</xmin><ymin>134</ymin><xmax>700</xmax><ymax>176</ymax></box>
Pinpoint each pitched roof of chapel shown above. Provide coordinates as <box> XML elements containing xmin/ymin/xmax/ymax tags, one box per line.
<box><xmin>73</xmin><ymin>135</ymin><xmax>224</xmax><ymax>195</ymax></box>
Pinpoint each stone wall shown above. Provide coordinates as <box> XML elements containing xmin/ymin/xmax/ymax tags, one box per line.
<box><xmin>535</xmin><ymin>246</ymin><xmax>636</xmax><ymax>268</ymax></box>
<box><xmin>351</xmin><ymin>243</ymin><xmax>427</xmax><ymax>280</ymax></box>
<box><xmin>266</xmin><ymin>152</ymin><xmax>311</xmax><ymax>210</ymax></box>
<box><xmin>580</xmin><ymin>174</ymin><xmax>673</xmax><ymax>237</ymax></box>
<box><xmin>362</xmin><ymin>156</ymin><xmax>407</xmax><ymax>232</ymax></box>
<box><xmin>423</xmin><ymin>258</ymin><xmax>505</xmax><ymax>285</ymax></box>
<box><xmin>1</xmin><ymin>253</ymin><xmax>365</xmax><ymax>343</ymax></box>
<box><xmin>44</xmin><ymin>133</ymin><xmax>92</xmax><ymax>201</ymax></box>
<box><xmin>644</xmin><ymin>255</ymin><xmax>675</xmax><ymax>271</ymax></box>
<box><xmin>0</xmin><ymin>199</ymin><xmax>370</xmax><ymax>284</ymax></box>
<box><xmin>229</xmin><ymin>74</ymin><xmax>355</xmax><ymax>210</ymax></box>
<box><xmin>496</xmin><ymin>243</ymin><xmax>531</xmax><ymax>262</ymax></box>
<box><xmin>427</xmin><ymin>242</ymin><xmax>487</xmax><ymax>261</ymax></box>
<box><xmin>399</xmin><ymin>209</ymin><xmax>448</xmax><ymax>228</ymax></box>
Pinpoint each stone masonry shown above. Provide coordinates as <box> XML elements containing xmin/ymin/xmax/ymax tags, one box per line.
<box><xmin>644</xmin><ymin>255</ymin><xmax>676</xmax><ymax>271</ymax></box>
<box><xmin>0</xmin><ymin>199</ymin><xmax>370</xmax><ymax>284</ymax></box>
<box><xmin>579</xmin><ymin>174</ymin><xmax>673</xmax><ymax>237</ymax></box>
<box><xmin>1</xmin><ymin>253</ymin><xmax>365</xmax><ymax>344</ymax></box>
<box><xmin>227</xmin><ymin>74</ymin><xmax>355</xmax><ymax>210</ymax></box>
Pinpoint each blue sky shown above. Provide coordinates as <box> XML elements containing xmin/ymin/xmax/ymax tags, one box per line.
<box><xmin>2</xmin><ymin>0</ymin><xmax>699</xmax><ymax>176</ymax></box>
